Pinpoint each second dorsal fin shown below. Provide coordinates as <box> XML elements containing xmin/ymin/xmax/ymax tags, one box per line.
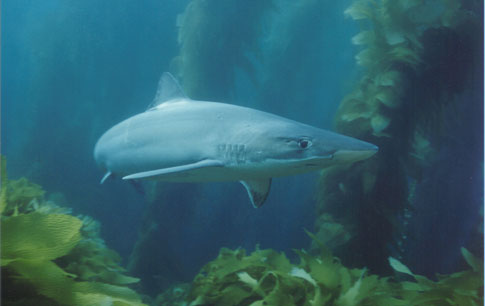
<box><xmin>147</xmin><ymin>72</ymin><xmax>188</xmax><ymax>111</ymax></box>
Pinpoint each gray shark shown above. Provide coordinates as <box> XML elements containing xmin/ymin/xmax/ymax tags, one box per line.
<box><xmin>94</xmin><ymin>73</ymin><xmax>378</xmax><ymax>207</ymax></box>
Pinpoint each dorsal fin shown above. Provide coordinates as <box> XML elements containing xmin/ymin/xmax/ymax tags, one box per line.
<box><xmin>146</xmin><ymin>72</ymin><xmax>188</xmax><ymax>111</ymax></box>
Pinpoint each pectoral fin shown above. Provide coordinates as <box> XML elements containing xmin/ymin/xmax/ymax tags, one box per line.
<box><xmin>122</xmin><ymin>159</ymin><xmax>224</xmax><ymax>180</ymax></box>
<box><xmin>240</xmin><ymin>178</ymin><xmax>272</xmax><ymax>208</ymax></box>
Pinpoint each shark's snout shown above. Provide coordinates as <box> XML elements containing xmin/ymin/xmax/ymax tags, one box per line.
<box><xmin>332</xmin><ymin>141</ymin><xmax>378</xmax><ymax>163</ymax></box>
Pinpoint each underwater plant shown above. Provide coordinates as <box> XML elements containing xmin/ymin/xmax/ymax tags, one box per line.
<box><xmin>172</xmin><ymin>0</ymin><xmax>273</xmax><ymax>100</ymax></box>
<box><xmin>1</xmin><ymin>161</ymin><xmax>146</xmax><ymax>306</ymax></box>
<box><xmin>337</xmin><ymin>0</ymin><xmax>478</xmax><ymax>139</ymax></box>
<box><xmin>315</xmin><ymin>0</ymin><xmax>482</xmax><ymax>273</ymax></box>
<box><xmin>181</xmin><ymin>242</ymin><xmax>482</xmax><ymax>305</ymax></box>
<box><xmin>154</xmin><ymin>283</ymin><xmax>191</xmax><ymax>306</ymax></box>
<box><xmin>388</xmin><ymin>247</ymin><xmax>483</xmax><ymax>305</ymax></box>
<box><xmin>58</xmin><ymin>215</ymin><xmax>141</xmax><ymax>286</ymax></box>
<box><xmin>3</xmin><ymin>177</ymin><xmax>45</xmax><ymax>215</ymax></box>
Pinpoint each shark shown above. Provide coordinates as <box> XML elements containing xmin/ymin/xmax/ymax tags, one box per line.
<box><xmin>94</xmin><ymin>73</ymin><xmax>378</xmax><ymax>207</ymax></box>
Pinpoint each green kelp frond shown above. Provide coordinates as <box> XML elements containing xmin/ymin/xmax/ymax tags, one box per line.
<box><xmin>0</xmin><ymin>159</ymin><xmax>74</xmax><ymax>218</ymax></box>
<box><xmin>0</xmin><ymin>156</ymin><xmax>7</xmax><ymax>214</ymax></box>
<box><xmin>311</xmin><ymin>214</ymin><xmax>352</xmax><ymax>251</ymax></box>
<box><xmin>60</xmin><ymin>215</ymin><xmax>140</xmax><ymax>285</ymax></box>
<box><xmin>185</xmin><ymin>245</ymin><xmax>483</xmax><ymax>305</ymax></box>
<box><xmin>155</xmin><ymin>283</ymin><xmax>191</xmax><ymax>306</ymax></box>
<box><xmin>187</xmin><ymin>248</ymin><xmax>297</xmax><ymax>305</ymax></box>
<box><xmin>1</xmin><ymin>178</ymin><xmax>72</xmax><ymax>217</ymax></box>
<box><xmin>10</xmin><ymin>260</ymin><xmax>145</xmax><ymax>306</ymax></box>
<box><xmin>338</xmin><ymin>0</ymin><xmax>473</xmax><ymax>138</ymax></box>
<box><xmin>315</xmin><ymin>0</ymin><xmax>480</xmax><ymax>275</ymax></box>
<box><xmin>186</xmin><ymin>246</ymin><xmax>405</xmax><ymax>306</ymax></box>
<box><xmin>389</xmin><ymin>250</ymin><xmax>483</xmax><ymax>305</ymax></box>
<box><xmin>3</xmin><ymin>177</ymin><xmax>45</xmax><ymax>216</ymax></box>
<box><xmin>1</xmin><ymin>212</ymin><xmax>82</xmax><ymax>266</ymax></box>
<box><xmin>1</xmin><ymin>169</ymin><xmax>146</xmax><ymax>305</ymax></box>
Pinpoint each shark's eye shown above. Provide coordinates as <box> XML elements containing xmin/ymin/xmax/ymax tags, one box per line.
<box><xmin>298</xmin><ymin>139</ymin><xmax>312</xmax><ymax>149</ymax></box>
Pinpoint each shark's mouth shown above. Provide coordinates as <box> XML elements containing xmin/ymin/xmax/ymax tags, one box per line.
<box><xmin>292</xmin><ymin>155</ymin><xmax>335</xmax><ymax>167</ymax></box>
<box><xmin>333</xmin><ymin>149</ymin><xmax>378</xmax><ymax>162</ymax></box>
<box><xmin>304</xmin><ymin>154</ymin><xmax>334</xmax><ymax>163</ymax></box>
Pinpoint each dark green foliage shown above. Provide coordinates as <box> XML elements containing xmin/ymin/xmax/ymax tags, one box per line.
<box><xmin>315</xmin><ymin>0</ymin><xmax>482</xmax><ymax>273</ymax></box>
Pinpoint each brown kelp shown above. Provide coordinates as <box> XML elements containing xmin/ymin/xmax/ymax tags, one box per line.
<box><xmin>1</xmin><ymin>159</ymin><xmax>146</xmax><ymax>306</ymax></box>
<box><xmin>314</xmin><ymin>0</ymin><xmax>482</xmax><ymax>272</ymax></box>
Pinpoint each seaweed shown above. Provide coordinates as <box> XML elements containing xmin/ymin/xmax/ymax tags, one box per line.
<box><xmin>388</xmin><ymin>248</ymin><xmax>483</xmax><ymax>305</ymax></box>
<box><xmin>338</xmin><ymin>0</ymin><xmax>478</xmax><ymax>139</ymax></box>
<box><xmin>315</xmin><ymin>0</ymin><xmax>482</xmax><ymax>273</ymax></box>
<box><xmin>1</xmin><ymin>212</ymin><xmax>82</xmax><ymax>266</ymax></box>
<box><xmin>172</xmin><ymin>0</ymin><xmax>273</xmax><ymax>100</ymax></box>
<box><xmin>1</xmin><ymin>160</ymin><xmax>146</xmax><ymax>306</ymax></box>
<box><xmin>3</xmin><ymin>178</ymin><xmax>46</xmax><ymax>216</ymax></box>
<box><xmin>58</xmin><ymin>215</ymin><xmax>141</xmax><ymax>286</ymax></box>
<box><xmin>182</xmin><ymin>243</ymin><xmax>482</xmax><ymax>305</ymax></box>
<box><xmin>154</xmin><ymin>283</ymin><xmax>191</xmax><ymax>306</ymax></box>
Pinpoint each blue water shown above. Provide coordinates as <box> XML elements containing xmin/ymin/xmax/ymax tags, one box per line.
<box><xmin>2</xmin><ymin>0</ymin><xmax>483</xmax><ymax>295</ymax></box>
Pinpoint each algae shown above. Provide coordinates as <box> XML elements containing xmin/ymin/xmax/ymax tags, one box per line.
<box><xmin>182</xmin><ymin>242</ymin><xmax>482</xmax><ymax>305</ymax></box>
<box><xmin>154</xmin><ymin>283</ymin><xmax>191</xmax><ymax>306</ymax></box>
<box><xmin>338</xmin><ymin>0</ymin><xmax>478</xmax><ymax>138</ymax></box>
<box><xmin>314</xmin><ymin>0</ymin><xmax>482</xmax><ymax>272</ymax></box>
<box><xmin>59</xmin><ymin>215</ymin><xmax>140</xmax><ymax>286</ymax></box>
<box><xmin>173</xmin><ymin>0</ymin><xmax>273</xmax><ymax>100</ymax></box>
<box><xmin>3</xmin><ymin>178</ymin><xmax>45</xmax><ymax>215</ymax></box>
<box><xmin>1</xmin><ymin>160</ymin><xmax>146</xmax><ymax>306</ymax></box>
<box><xmin>0</xmin><ymin>156</ymin><xmax>6</xmax><ymax>213</ymax></box>
<box><xmin>1</xmin><ymin>212</ymin><xmax>82</xmax><ymax>266</ymax></box>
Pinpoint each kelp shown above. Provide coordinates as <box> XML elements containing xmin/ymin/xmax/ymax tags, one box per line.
<box><xmin>338</xmin><ymin>0</ymin><xmax>477</xmax><ymax>138</ymax></box>
<box><xmin>311</xmin><ymin>213</ymin><xmax>352</xmax><ymax>252</ymax></box>
<box><xmin>0</xmin><ymin>155</ymin><xmax>7</xmax><ymax>214</ymax></box>
<box><xmin>388</xmin><ymin>248</ymin><xmax>483</xmax><ymax>305</ymax></box>
<box><xmin>59</xmin><ymin>216</ymin><xmax>140</xmax><ymax>286</ymax></box>
<box><xmin>172</xmin><ymin>0</ymin><xmax>273</xmax><ymax>100</ymax></box>
<box><xmin>1</xmin><ymin>171</ymin><xmax>73</xmax><ymax>217</ymax></box>
<box><xmin>185</xmin><ymin>246</ymin><xmax>391</xmax><ymax>305</ymax></box>
<box><xmin>1</xmin><ymin>160</ymin><xmax>146</xmax><ymax>306</ymax></box>
<box><xmin>315</xmin><ymin>0</ymin><xmax>481</xmax><ymax>272</ymax></box>
<box><xmin>1</xmin><ymin>212</ymin><xmax>82</xmax><ymax>266</ymax></box>
<box><xmin>183</xmin><ymin>243</ymin><xmax>482</xmax><ymax>305</ymax></box>
<box><xmin>154</xmin><ymin>283</ymin><xmax>191</xmax><ymax>306</ymax></box>
<box><xmin>3</xmin><ymin>178</ymin><xmax>45</xmax><ymax>216</ymax></box>
<box><xmin>258</xmin><ymin>0</ymin><xmax>337</xmax><ymax>118</ymax></box>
